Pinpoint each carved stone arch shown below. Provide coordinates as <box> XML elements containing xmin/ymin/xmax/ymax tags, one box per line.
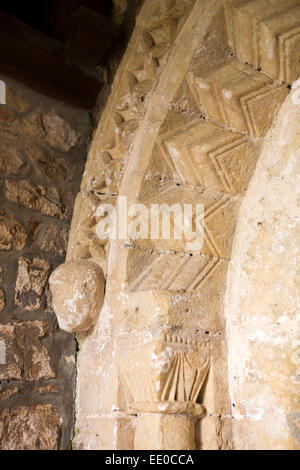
<box><xmin>49</xmin><ymin>0</ymin><xmax>300</xmax><ymax>450</ymax></box>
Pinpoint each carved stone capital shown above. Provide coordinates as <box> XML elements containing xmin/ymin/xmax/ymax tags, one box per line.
<box><xmin>118</xmin><ymin>325</ymin><xmax>210</xmax><ymax>448</ymax></box>
<box><xmin>119</xmin><ymin>328</ymin><xmax>210</xmax><ymax>406</ymax></box>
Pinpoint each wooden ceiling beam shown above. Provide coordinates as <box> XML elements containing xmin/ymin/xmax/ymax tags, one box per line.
<box><xmin>0</xmin><ymin>11</ymin><xmax>102</xmax><ymax>109</ymax></box>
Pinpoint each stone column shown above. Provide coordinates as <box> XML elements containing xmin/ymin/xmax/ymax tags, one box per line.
<box><xmin>132</xmin><ymin>402</ymin><xmax>204</xmax><ymax>450</ymax></box>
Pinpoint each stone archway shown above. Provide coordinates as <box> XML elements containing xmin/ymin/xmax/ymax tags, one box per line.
<box><xmin>50</xmin><ymin>0</ymin><xmax>300</xmax><ymax>450</ymax></box>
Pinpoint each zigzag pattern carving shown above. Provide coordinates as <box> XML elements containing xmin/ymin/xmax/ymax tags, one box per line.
<box><xmin>132</xmin><ymin>180</ymin><xmax>238</xmax><ymax>259</ymax></box>
<box><xmin>186</xmin><ymin>58</ymin><xmax>288</xmax><ymax>136</ymax></box>
<box><xmin>127</xmin><ymin>250</ymin><xmax>223</xmax><ymax>292</ymax></box>
<box><xmin>159</xmin><ymin>119</ymin><xmax>259</xmax><ymax>194</ymax></box>
<box><xmin>231</xmin><ymin>0</ymin><xmax>300</xmax><ymax>84</ymax></box>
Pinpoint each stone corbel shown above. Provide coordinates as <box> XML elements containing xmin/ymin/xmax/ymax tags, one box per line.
<box><xmin>49</xmin><ymin>260</ymin><xmax>105</xmax><ymax>333</ymax></box>
<box><xmin>118</xmin><ymin>326</ymin><xmax>210</xmax><ymax>450</ymax></box>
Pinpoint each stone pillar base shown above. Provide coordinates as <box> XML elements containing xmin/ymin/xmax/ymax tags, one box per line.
<box><xmin>135</xmin><ymin>413</ymin><xmax>196</xmax><ymax>450</ymax></box>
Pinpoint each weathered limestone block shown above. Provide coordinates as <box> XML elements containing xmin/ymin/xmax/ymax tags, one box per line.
<box><xmin>133</xmin><ymin>180</ymin><xmax>240</xmax><ymax>258</ymax></box>
<box><xmin>34</xmin><ymin>223</ymin><xmax>68</xmax><ymax>255</ymax></box>
<box><xmin>5</xmin><ymin>179</ymin><xmax>69</xmax><ymax>220</ymax></box>
<box><xmin>0</xmin><ymin>387</ymin><xmax>19</xmax><ymax>400</ymax></box>
<box><xmin>25</xmin><ymin>144</ymin><xmax>73</xmax><ymax>183</ymax></box>
<box><xmin>15</xmin><ymin>257</ymin><xmax>50</xmax><ymax>311</ymax></box>
<box><xmin>0</xmin><ymin>141</ymin><xmax>24</xmax><ymax>174</ymax></box>
<box><xmin>0</xmin><ymin>321</ymin><xmax>55</xmax><ymax>381</ymax></box>
<box><xmin>0</xmin><ymin>210</ymin><xmax>27</xmax><ymax>251</ymax></box>
<box><xmin>187</xmin><ymin>58</ymin><xmax>288</xmax><ymax>137</ymax></box>
<box><xmin>231</xmin><ymin>0</ymin><xmax>300</xmax><ymax>83</ymax></box>
<box><xmin>74</xmin><ymin>417</ymin><xmax>135</xmax><ymax>451</ymax></box>
<box><xmin>158</xmin><ymin>120</ymin><xmax>260</xmax><ymax>194</ymax></box>
<box><xmin>0</xmin><ymin>405</ymin><xmax>60</xmax><ymax>450</ymax></box>
<box><xmin>21</xmin><ymin>107</ymin><xmax>81</xmax><ymax>152</ymax></box>
<box><xmin>49</xmin><ymin>261</ymin><xmax>105</xmax><ymax>333</ymax></box>
<box><xmin>197</xmin><ymin>415</ymin><xmax>233</xmax><ymax>450</ymax></box>
<box><xmin>119</xmin><ymin>281</ymin><xmax>226</xmax><ymax>333</ymax></box>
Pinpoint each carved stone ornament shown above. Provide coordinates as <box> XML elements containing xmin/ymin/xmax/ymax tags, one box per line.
<box><xmin>49</xmin><ymin>260</ymin><xmax>105</xmax><ymax>333</ymax></box>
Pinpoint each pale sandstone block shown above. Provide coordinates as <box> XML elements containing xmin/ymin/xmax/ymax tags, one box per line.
<box><xmin>159</xmin><ymin>120</ymin><xmax>260</xmax><ymax>194</ymax></box>
<box><xmin>74</xmin><ymin>417</ymin><xmax>135</xmax><ymax>450</ymax></box>
<box><xmin>233</xmin><ymin>0</ymin><xmax>300</xmax><ymax>83</ymax></box>
<box><xmin>132</xmin><ymin>179</ymin><xmax>240</xmax><ymax>258</ymax></box>
<box><xmin>187</xmin><ymin>59</ymin><xmax>288</xmax><ymax>136</ymax></box>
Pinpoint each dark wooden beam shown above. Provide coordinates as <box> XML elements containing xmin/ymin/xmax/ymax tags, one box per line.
<box><xmin>64</xmin><ymin>7</ymin><xmax>114</xmax><ymax>65</ymax></box>
<box><xmin>0</xmin><ymin>11</ymin><xmax>102</xmax><ymax>109</ymax></box>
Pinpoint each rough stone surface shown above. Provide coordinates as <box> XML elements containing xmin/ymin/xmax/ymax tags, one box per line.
<box><xmin>15</xmin><ymin>257</ymin><xmax>51</xmax><ymax>311</ymax></box>
<box><xmin>5</xmin><ymin>179</ymin><xmax>69</xmax><ymax>220</ymax></box>
<box><xmin>0</xmin><ymin>105</ymin><xmax>16</xmax><ymax>124</ymax></box>
<box><xmin>0</xmin><ymin>141</ymin><xmax>24</xmax><ymax>174</ymax></box>
<box><xmin>0</xmin><ymin>387</ymin><xmax>19</xmax><ymax>400</ymax></box>
<box><xmin>35</xmin><ymin>224</ymin><xmax>68</xmax><ymax>255</ymax></box>
<box><xmin>0</xmin><ymin>405</ymin><xmax>60</xmax><ymax>450</ymax></box>
<box><xmin>25</xmin><ymin>144</ymin><xmax>73</xmax><ymax>184</ymax></box>
<box><xmin>21</xmin><ymin>107</ymin><xmax>83</xmax><ymax>152</ymax></box>
<box><xmin>225</xmin><ymin>81</ymin><xmax>300</xmax><ymax>450</ymax></box>
<box><xmin>41</xmin><ymin>111</ymin><xmax>80</xmax><ymax>152</ymax></box>
<box><xmin>49</xmin><ymin>261</ymin><xmax>105</xmax><ymax>333</ymax></box>
<box><xmin>0</xmin><ymin>71</ymin><xmax>93</xmax><ymax>448</ymax></box>
<box><xmin>0</xmin><ymin>321</ymin><xmax>55</xmax><ymax>381</ymax></box>
<box><xmin>5</xmin><ymin>81</ymin><xmax>34</xmax><ymax>113</ymax></box>
<box><xmin>0</xmin><ymin>210</ymin><xmax>27</xmax><ymax>250</ymax></box>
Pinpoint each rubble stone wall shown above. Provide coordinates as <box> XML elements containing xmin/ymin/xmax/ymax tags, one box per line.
<box><xmin>0</xmin><ymin>77</ymin><xmax>92</xmax><ymax>450</ymax></box>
